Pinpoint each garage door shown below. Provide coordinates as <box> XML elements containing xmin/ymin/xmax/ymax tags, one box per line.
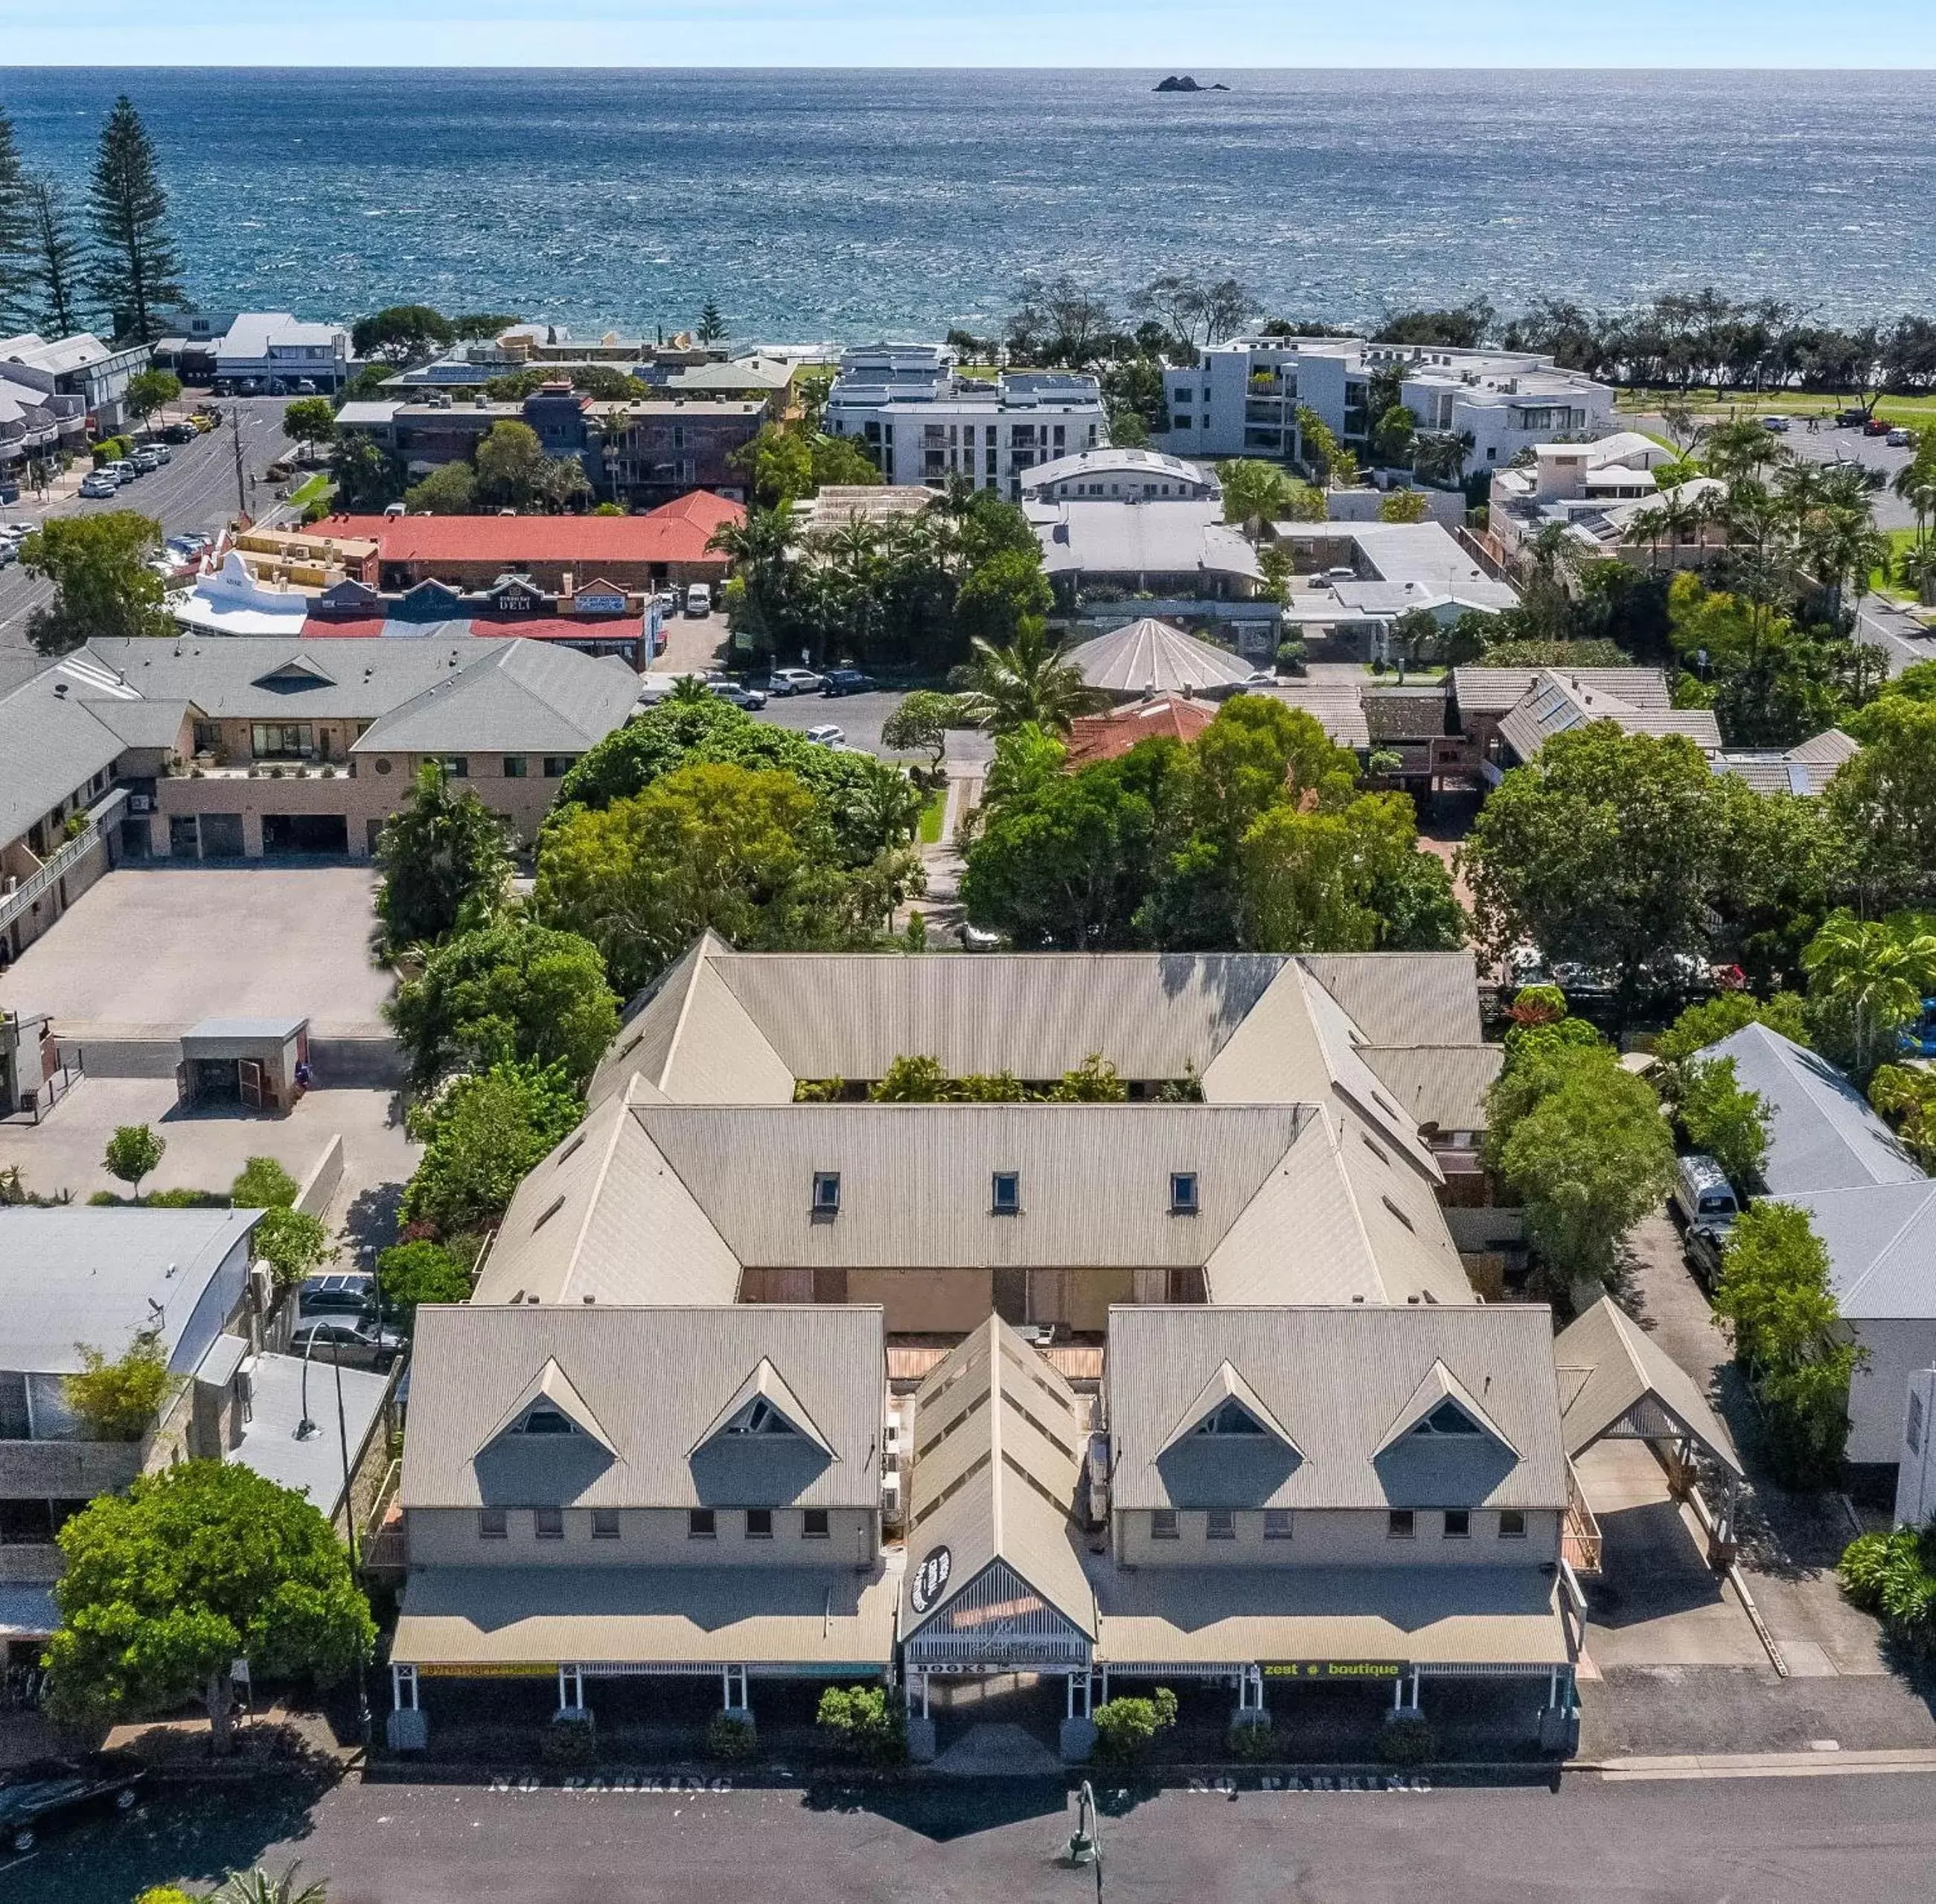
<box><xmin>199</xmin><ymin>813</ymin><xmax>245</xmax><ymax>858</ymax></box>
<box><xmin>262</xmin><ymin>814</ymin><xmax>349</xmax><ymax>855</ymax></box>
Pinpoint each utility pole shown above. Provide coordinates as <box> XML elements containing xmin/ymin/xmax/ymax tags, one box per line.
<box><xmin>231</xmin><ymin>406</ymin><xmax>247</xmax><ymax>519</ymax></box>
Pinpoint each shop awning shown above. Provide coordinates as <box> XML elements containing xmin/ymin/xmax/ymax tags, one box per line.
<box><xmin>1092</xmin><ymin>1562</ymin><xmax>1571</xmax><ymax>1670</ymax></box>
<box><xmin>392</xmin><ymin>1564</ymin><xmax>898</xmax><ymax>1673</ymax></box>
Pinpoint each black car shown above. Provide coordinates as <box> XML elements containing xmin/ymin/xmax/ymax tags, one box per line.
<box><xmin>160</xmin><ymin>421</ymin><xmax>198</xmax><ymax>444</ymax></box>
<box><xmin>0</xmin><ymin>1752</ymin><xmax>144</xmax><ymax>1853</ymax></box>
<box><xmin>820</xmin><ymin>669</ymin><xmax>876</xmax><ymax>697</ymax></box>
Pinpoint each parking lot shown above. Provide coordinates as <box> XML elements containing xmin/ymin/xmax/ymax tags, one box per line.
<box><xmin>0</xmin><ymin>866</ymin><xmax>392</xmax><ymax>1036</ymax></box>
<box><xmin>0</xmin><ymin>396</ymin><xmax>295</xmax><ymax>657</ymax></box>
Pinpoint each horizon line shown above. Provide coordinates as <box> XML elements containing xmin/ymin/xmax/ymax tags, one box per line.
<box><xmin>5</xmin><ymin>61</ymin><xmax>1936</xmax><ymax>73</ymax></box>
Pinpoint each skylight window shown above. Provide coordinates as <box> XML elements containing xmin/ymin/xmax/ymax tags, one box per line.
<box><xmin>1170</xmin><ymin>1172</ymin><xmax>1198</xmax><ymax>1214</ymax></box>
<box><xmin>811</xmin><ymin>1172</ymin><xmax>841</xmax><ymax>1215</ymax></box>
<box><xmin>991</xmin><ymin>1172</ymin><xmax>1020</xmax><ymax>1215</ymax></box>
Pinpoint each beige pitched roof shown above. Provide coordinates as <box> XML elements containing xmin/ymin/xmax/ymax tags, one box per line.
<box><xmin>1373</xmin><ymin>1358</ymin><xmax>1520</xmax><ymax>1459</ymax></box>
<box><xmin>689</xmin><ymin>1356</ymin><xmax>837</xmax><ymax>1460</ymax></box>
<box><xmin>1160</xmin><ymin>1359</ymin><xmax>1300</xmax><ymax>1454</ymax></box>
<box><xmin>898</xmin><ymin>1317</ymin><xmax>1097</xmax><ymax>1645</ymax></box>
<box><xmin>1552</xmin><ymin>1297</ymin><xmax>1742</xmax><ymax>1477</ymax></box>
<box><xmin>400</xmin><ymin>1303</ymin><xmax>885</xmax><ymax>1510</ymax></box>
<box><xmin>1106</xmin><ymin>1306</ymin><xmax>1568</xmax><ymax>1512</ymax></box>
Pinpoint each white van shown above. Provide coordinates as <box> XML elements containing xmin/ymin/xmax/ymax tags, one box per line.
<box><xmin>1670</xmin><ymin>1154</ymin><xmax>1740</xmax><ymax>1234</ymax></box>
<box><xmin>685</xmin><ymin>582</ymin><xmax>712</xmax><ymax>617</ymax></box>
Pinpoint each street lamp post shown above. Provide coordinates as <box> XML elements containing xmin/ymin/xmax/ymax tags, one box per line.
<box><xmin>295</xmin><ymin>1327</ymin><xmax>373</xmax><ymax>1750</ymax></box>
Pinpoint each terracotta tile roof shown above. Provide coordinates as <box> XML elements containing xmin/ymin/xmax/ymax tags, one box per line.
<box><xmin>300</xmin><ymin>616</ymin><xmax>639</xmax><ymax>644</ymax></box>
<box><xmin>325</xmin><ymin>491</ymin><xmax>744</xmax><ymax>566</ymax></box>
<box><xmin>1064</xmin><ymin>693</ymin><xmax>1215</xmax><ymax>768</ymax></box>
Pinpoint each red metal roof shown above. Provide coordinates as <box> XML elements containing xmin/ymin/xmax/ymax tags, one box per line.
<box><xmin>300</xmin><ymin>616</ymin><xmax>640</xmax><ymax>644</ymax></box>
<box><xmin>1064</xmin><ymin>694</ymin><xmax>1216</xmax><ymax>769</ymax></box>
<box><xmin>324</xmin><ymin>491</ymin><xmax>743</xmax><ymax>566</ymax></box>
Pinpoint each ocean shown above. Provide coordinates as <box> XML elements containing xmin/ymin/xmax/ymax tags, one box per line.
<box><xmin>4</xmin><ymin>68</ymin><xmax>1934</xmax><ymax>342</ymax></box>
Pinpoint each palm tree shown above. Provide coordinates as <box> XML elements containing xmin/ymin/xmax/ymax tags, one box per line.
<box><xmin>1216</xmin><ymin>459</ymin><xmax>1291</xmax><ymax>542</ymax></box>
<box><xmin>1799</xmin><ymin>503</ymin><xmax>1889</xmax><ymax>624</ymax></box>
<box><xmin>1801</xmin><ymin>911</ymin><xmax>1936</xmax><ymax>1078</ymax></box>
<box><xmin>1699</xmin><ymin>416</ymin><xmax>1791</xmax><ymax>484</ymax></box>
<box><xmin>214</xmin><ymin>1865</ymin><xmax>330</xmax><ymax>1904</ymax></box>
<box><xmin>1622</xmin><ymin>502</ymin><xmax>1670</xmax><ymax>572</ymax></box>
<box><xmin>956</xmin><ymin>619</ymin><xmax>1108</xmax><ymax>735</ymax></box>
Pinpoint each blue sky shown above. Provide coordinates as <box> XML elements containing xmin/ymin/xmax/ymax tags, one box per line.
<box><xmin>7</xmin><ymin>1</ymin><xmax>1935</xmax><ymax>66</ymax></box>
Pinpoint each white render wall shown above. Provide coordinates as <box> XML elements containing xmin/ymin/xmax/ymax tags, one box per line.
<box><xmin>1850</xmin><ymin>1319</ymin><xmax>1936</xmax><ymax>1467</ymax></box>
<box><xmin>405</xmin><ymin>1504</ymin><xmax>879</xmax><ymax>1571</ymax></box>
<box><xmin>1113</xmin><ymin>1504</ymin><xmax>1563</xmax><ymax>1569</ymax></box>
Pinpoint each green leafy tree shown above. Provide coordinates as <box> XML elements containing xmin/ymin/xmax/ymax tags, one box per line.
<box><xmin>1713</xmin><ymin>1202</ymin><xmax>1860</xmax><ymax>1487</ymax></box>
<box><xmin>252</xmin><ymin>1207</ymin><xmax>334</xmax><ymax>1289</ymax></box>
<box><xmin>387</xmin><ymin>919</ymin><xmax>619</xmax><ymax>1090</ymax></box>
<box><xmin>1048</xmin><ymin>1053</ymin><xmax>1128</xmax><ymax>1102</ymax></box>
<box><xmin>230</xmin><ymin>1156</ymin><xmax>299</xmax><ymax>1210</ymax></box>
<box><xmin>329</xmin><ymin>433</ymin><xmax>406</xmax><ymax>511</ymax></box>
<box><xmin>869</xmin><ymin>1055</ymin><xmax>951</xmax><ymax>1102</ymax></box>
<box><xmin>103</xmin><ymin>1123</ymin><xmax>164</xmax><ymax>1201</ymax></box>
<box><xmin>1367</xmin><ymin>846</ymin><xmax>1468</xmax><ymax>951</ymax></box>
<box><xmin>1831</xmin><ymin>694</ymin><xmax>1936</xmax><ymax>915</ymax></box>
<box><xmin>374</xmin><ymin>1239</ymin><xmax>473</xmax><ymax>1326</ymax></box>
<box><xmin>1378</xmin><ymin>488</ymin><xmax>1430</xmax><ymax>525</ymax></box>
<box><xmin>1371</xmin><ymin>403</ymin><xmax>1419</xmax><ymax>470</ymax></box>
<box><xmin>1294</xmin><ymin>405</ymin><xmax>1344</xmax><ymax>484</ymax></box>
<box><xmin>956</xmin><ymin>619</ymin><xmax>1108</xmax><ymax>735</ymax></box>
<box><xmin>374</xmin><ymin>761</ymin><xmax>514</xmax><ymax>955</ymax></box>
<box><xmin>1653</xmin><ymin>990</ymin><xmax>1810</xmax><ymax>1068</ymax></box>
<box><xmin>403</xmin><ymin>461</ymin><xmax>476</xmax><ymax>515</ymax></box>
<box><xmin>881</xmin><ymin>690</ymin><xmax>965</xmax><ymax>772</ymax></box>
<box><xmin>19</xmin><ymin>512</ymin><xmax>173</xmax><ymax>655</ymax></box>
<box><xmin>63</xmin><ymin>1329</ymin><xmax>172</xmax><ymax>1440</ymax></box>
<box><xmin>23</xmin><ymin>173</ymin><xmax>86</xmax><ymax>336</ymax></box>
<box><xmin>400</xmin><ymin>1060</ymin><xmax>584</xmax><ymax>1236</ymax></box>
<box><xmin>1092</xmin><ymin>1687</ymin><xmax>1178</xmax><ymax>1764</ymax></box>
<box><xmin>1215</xmin><ymin>459</ymin><xmax>1293</xmax><ymax>540</ymax></box>
<box><xmin>555</xmin><ymin>693</ymin><xmax>919</xmax><ymax>864</ymax></box>
<box><xmin>814</xmin><ymin>1684</ymin><xmax>904</xmax><ymax>1764</ymax></box>
<box><xmin>450</xmin><ymin>312</ymin><xmax>523</xmax><ymax>340</ymax></box>
<box><xmin>697</xmin><ymin>298</ymin><xmax>726</xmax><ymax>345</ymax></box>
<box><xmin>283</xmin><ymin>397</ymin><xmax>338</xmax><ymax>452</ymax></box>
<box><xmin>472</xmin><ymin>419</ymin><xmax>549</xmax><ymax>510</ymax></box>
<box><xmin>537</xmin><ymin>763</ymin><xmax>910</xmax><ymax>997</ymax></box>
<box><xmin>1677</xmin><ymin>1055</ymin><xmax>1770</xmax><ymax>1189</ymax></box>
<box><xmin>86</xmin><ymin>97</ymin><xmax>182</xmax><ymax>344</ymax></box>
<box><xmin>953</xmin><ymin>549</ymin><xmax>1055</xmax><ymax>652</ymax></box>
<box><xmin>351</xmin><ymin>304</ymin><xmax>454</xmax><ymax>366</ymax></box>
<box><xmin>0</xmin><ymin>110</ymin><xmax>31</xmax><ymax>328</ymax></box>
<box><xmin>45</xmin><ymin>1461</ymin><xmax>374</xmax><ymax>1753</ymax></box>
<box><xmin>1868</xmin><ymin>1064</ymin><xmax>1936</xmax><ymax>1171</ymax></box>
<box><xmin>1460</xmin><ymin>726</ymin><xmax>1725</xmax><ymax>1020</ymax></box>
<box><xmin>123</xmin><ymin>367</ymin><xmax>180</xmax><ymax>424</ymax></box>
<box><xmin>1499</xmin><ymin>1061</ymin><xmax>1675</xmax><ymax>1290</ymax></box>
<box><xmin>1801</xmin><ymin>908</ymin><xmax>1936</xmax><ymax>1079</ymax></box>
<box><xmin>1236</xmin><ymin>793</ymin><xmax>1424</xmax><ymax>953</ymax></box>
<box><xmin>979</xmin><ymin>722</ymin><xmax>1067</xmax><ymax>810</ymax></box>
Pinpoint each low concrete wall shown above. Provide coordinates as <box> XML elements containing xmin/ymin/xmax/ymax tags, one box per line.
<box><xmin>54</xmin><ymin>1035</ymin><xmax>179</xmax><ymax>1079</ymax></box>
<box><xmin>296</xmin><ymin>1133</ymin><xmax>345</xmax><ymax>1219</ymax></box>
<box><xmin>310</xmin><ymin>1035</ymin><xmax>406</xmax><ymax>1087</ymax></box>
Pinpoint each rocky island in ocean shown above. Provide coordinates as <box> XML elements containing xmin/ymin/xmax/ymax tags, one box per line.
<box><xmin>1154</xmin><ymin>74</ymin><xmax>1230</xmax><ymax>92</ymax></box>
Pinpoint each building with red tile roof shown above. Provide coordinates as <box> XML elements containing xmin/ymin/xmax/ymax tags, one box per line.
<box><xmin>322</xmin><ymin>491</ymin><xmax>743</xmax><ymax>593</ymax></box>
<box><xmin>1063</xmin><ymin>692</ymin><xmax>1216</xmax><ymax>769</ymax></box>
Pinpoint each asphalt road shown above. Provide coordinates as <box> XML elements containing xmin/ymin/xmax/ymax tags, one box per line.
<box><xmin>25</xmin><ymin>1766</ymin><xmax>1936</xmax><ymax>1904</ymax></box>
<box><xmin>0</xmin><ymin>396</ymin><xmax>295</xmax><ymax>657</ymax></box>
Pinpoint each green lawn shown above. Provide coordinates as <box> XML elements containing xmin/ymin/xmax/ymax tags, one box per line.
<box><xmin>1617</xmin><ymin>387</ymin><xmax>1936</xmax><ymax>425</ymax></box>
<box><xmin>918</xmin><ymin>788</ymin><xmax>948</xmax><ymax>845</ymax></box>
<box><xmin>286</xmin><ymin>472</ymin><xmax>330</xmax><ymax>511</ymax></box>
<box><xmin>1869</xmin><ymin>527</ymin><xmax>1929</xmax><ymax>604</ymax></box>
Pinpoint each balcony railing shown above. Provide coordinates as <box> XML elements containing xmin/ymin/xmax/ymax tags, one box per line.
<box><xmin>0</xmin><ymin>787</ymin><xmax>128</xmax><ymax>940</ymax></box>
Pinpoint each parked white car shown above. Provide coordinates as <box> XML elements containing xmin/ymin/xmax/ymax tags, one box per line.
<box><xmin>768</xmin><ymin>668</ymin><xmax>822</xmax><ymax>697</ymax></box>
<box><xmin>805</xmin><ymin>724</ymin><xmax>847</xmax><ymax>749</ymax></box>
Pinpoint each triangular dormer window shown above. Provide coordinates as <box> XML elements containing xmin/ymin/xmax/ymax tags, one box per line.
<box><xmin>1412</xmin><ymin>1399</ymin><xmax>1483</xmax><ymax>1438</ymax></box>
<box><xmin>1160</xmin><ymin>1361</ymin><xmax>1300</xmax><ymax>1457</ymax></box>
<box><xmin>1194</xmin><ymin>1398</ymin><xmax>1268</xmax><ymax>1437</ymax></box>
<box><xmin>689</xmin><ymin>1358</ymin><xmax>837</xmax><ymax>1460</ymax></box>
<box><xmin>725</xmin><ymin>1397</ymin><xmax>796</xmax><ymax>1437</ymax></box>
<box><xmin>518</xmin><ymin>1405</ymin><xmax>577</xmax><ymax>1437</ymax></box>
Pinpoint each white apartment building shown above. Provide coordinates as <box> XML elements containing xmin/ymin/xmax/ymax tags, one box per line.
<box><xmin>1160</xmin><ymin>337</ymin><xmax>1615</xmax><ymax>482</ymax></box>
<box><xmin>824</xmin><ymin>345</ymin><xmax>1108</xmax><ymax>499</ymax></box>
<box><xmin>213</xmin><ymin>313</ymin><xmax>352</xmax><ymax>394</ymax></box>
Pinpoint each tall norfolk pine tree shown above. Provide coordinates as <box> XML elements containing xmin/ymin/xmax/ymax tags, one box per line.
<box><xmin>0</xmin><ymin>109</ymin><xmax>34</xmax><ymax>329</ymax></box>
<box><xmin>26</xmin><ymin>175</ymin><xmax>85</xmax><ymax>337</ymax></box>
<box><xmin>88</xmin><ymin>95</ymin><xmax>182</xmax><ymax>345</ymax></box>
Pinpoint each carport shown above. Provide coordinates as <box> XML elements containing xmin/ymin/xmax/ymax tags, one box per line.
<box><xmin>179</xmin><ymin>1015</ymin><xmax>310</xmax><ymax>1114</ymax></box>
<box><xmin>1554</xmin><ymin>1297</ymin><xmax>1745</xmax><ymax>1569</ymax></box>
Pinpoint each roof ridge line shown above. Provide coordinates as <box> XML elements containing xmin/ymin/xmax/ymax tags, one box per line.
<box><xmin>1838</xmin><ymin>1179</ymin><xmax>1936</xmax><ymax>1306</ymax></box>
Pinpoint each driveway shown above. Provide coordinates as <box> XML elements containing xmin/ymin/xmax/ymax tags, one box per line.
<box><xmin>0</xmin><ymin>866</ymin><xmax>392</xmax><ymax>1036</ymax></box>
<box><xmin>0</xmin><ymin>396</ymin><xmax>295</xmax><ymax>657</ymax></box>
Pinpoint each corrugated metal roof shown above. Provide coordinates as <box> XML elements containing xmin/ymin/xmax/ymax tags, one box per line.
<box><xmin>1703</xmin><ymin>1023</ymin><xmax>1923</xmax><ymax>1194</ymax></box>
<box><xmin>400</xmin><ymin>1303</ymin><xmax>884</xmax><ymax>1510</ymax></box>
<box><xmin>1452</xmin><ymin>666</ymin><xmax>1673</xmax><ymax>718</ymax></box>
<box><xmin>1064</xmin><ymin>619</ymin><xmax>1256</xmax><ymax>695</ymax></box>
<box><xmin>1298</xmin><ymin>953</ymin><xmax>1486</xmax><ymax>1047</ymax></box>
<box><xmin>640</xmin><ymin>1102</ymin><xmax>1314</xmax><ymax>1271</ymax></box>
<box><xmin>1250</xmin><ymin>680</ymin><xmax>1371</xmax><ymax>750</ymax></box>
<box><xmin>1769</xmin><ymin>1182</ymin><xmax>1936</xmax><ymax>1322</ymax></box>
<box><xmin>1552</xmin><ymin>1297</ymin><xmax>1742</xmax><ymax>1475</ymax></box>
<box><xmin>472</xmin><ymin>1087</ymin><xmax>743</xmax><ymax>1307</ymax></box>
<box><xmin>709</xmin><ymin>951</ymin><xmax>1287</xmax><ymax>1082</ymax></box>
<box><xmin>1092</xmin><ymin>1560</ymin><xmax>1569</xmax><ymax>1667</ymax></box>
<box><xmin>1106</xmin><ymin>1306</ymin><xmax>1568</xmax><ymax>1512</ymax></box>
<box><xmin>329</xmin><ymin>491</ymin><xmax>743</xmax><ymax>567</ymax></box>
<box><xmin>1361</xmin><ymin>1045</ymin><xmax>1504</xmax><ymax>1132</ymax></box>
<box><xmin>392</xmin><ymin>1561</ymin><xmax>898</xmax><ymax>1668</ymax></box>
<box><xmin>351</xmin><ymin>639</ymin><xmax>638</xmax><ymax>755</ymax></box>
<box><xmin>0</xmin><ymin>1208</ymin><xmax>261</xmax><ymax>1373</ymax></box>
<box><xmin>899</xmin><ymin>1317</ymin><xmax>1097</xmax><ymax>1643</ymax></box>
<box><xmin>0</xmin><ymin>671</ymin><xmax>127</xmax><ymax>847</ymax></box>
